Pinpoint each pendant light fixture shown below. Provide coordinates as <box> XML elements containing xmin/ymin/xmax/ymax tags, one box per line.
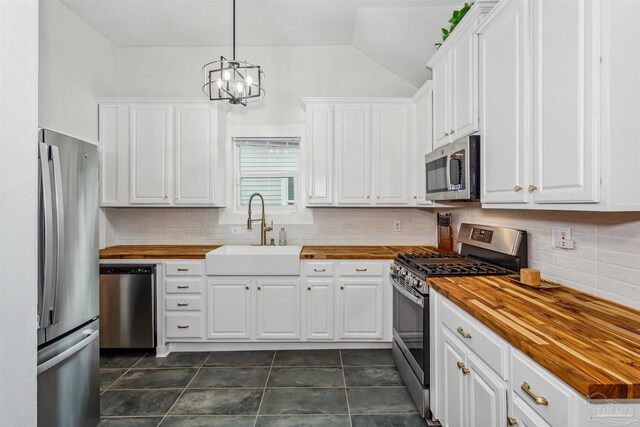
<box><xmin>202</xmin><ymin>0</ymin><xmax>265</xmax><ymax>106</ymax></box>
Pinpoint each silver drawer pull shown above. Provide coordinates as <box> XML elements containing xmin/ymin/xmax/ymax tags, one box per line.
<box><xmin>177</xmin><ymin>268</ymin><xmax>190</xmax><ymax>272</ymax></box>
<box><xmin>521</xmin><ymin>382</ymin><xmax>549</xmax><ymax>406</ymax></box>
<box><xmin>177</xmin><ymin>325</ymin><xmax>190</xmax><ymax>329</ymax></box>
<box><xmin>177</xmin><ymin>303</ymin><xmax>189</xmax><ymax>307</ymax></box>
<box><xmin>457</xmin><ymin>326</ymin><xmax>472</xmax><ymax>339</ymax></box>
<box><xmin>356</xmin><ymin>268</ymin><xmax>368</xmax><ymax>272</ymax></box>
<box><xmin>177</xmin><ymin>285</ymin><xmax>190</xmax><ymax>289</ymax></box>
<box><xmin>314</xmin><ymin>268</ymin><xmax>326</xmax><ymax>272</ymax></box>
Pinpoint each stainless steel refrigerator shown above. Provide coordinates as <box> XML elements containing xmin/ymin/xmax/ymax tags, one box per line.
<box><xmin>37</xmin><ymin>129</ymin><xmax>100</xmax><ymax>427</ymax></box>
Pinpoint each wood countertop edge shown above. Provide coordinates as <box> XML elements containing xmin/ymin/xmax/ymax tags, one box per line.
<box><xmin>428</xmin><ymin>277</ymin><xmax>640</xmax><ymax>400</ymax></box>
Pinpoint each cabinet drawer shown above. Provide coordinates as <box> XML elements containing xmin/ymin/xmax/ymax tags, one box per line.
<box><xmin>440</xmin><ymin>297</ymin><xmax>508</xmax><ymax>379</ymax></box>
<box><xmin>165</xmin><ymin>261</ymin><xmax>202</xmax><ymax>276</ymax></box>
<box><xmin>337</xmin><ymin>262</ymin><xmax>384</xmax><ymax>276</ymax></box>
<box><xmin>165</xmin><ymin>313</ymin><xmax>203</xmax><ymax>338</ymax></box>
<box><xmin>166</xmin><ymin>278</ymin><xmax>203</xmax><ymax>294</ymax></box>
<box><xmin>165</xmin><ymin>296</ymin><xmax>203</xmax><ymax>311</ymax></box>
<box><xmin>512</xmin><ymin>350</ymin><xmax>573</xmax><ymax>427</ymax></box>
<box><xmin>512</xmin><ymin>394</ymin><xmax>552</xmax><ymax>427</ymax></box>
<box><xmin>305</xmin><ymin>262</ymin><xmax>334</xmax><ymax>276</ymax></box>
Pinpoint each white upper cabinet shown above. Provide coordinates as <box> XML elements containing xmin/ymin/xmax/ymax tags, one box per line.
<box><xmin>530</xmin><ymin>0</ymin><xmax>599</xmax><ymax>204</ymax></box>
<box><xmin>479</xmin><ymin>0</ymin><xmax>529</xmax><ymax>204</ymax></box>
<box><xmin>372</xmin><ymin>104</ymin><xmax>409</xmax><ymax>204</ymax></box>
<box><xmin>305</xmin><ymin>104</ymin><xmax>334</xmax><ymax>206</ymax></box>
<box><xmin>98</xmin><ymin>100</ymin><xmax>227</xmax><ymax>207</ymax></box>
<box><xmin>414</xmin><ymin>81</ymin><xmax>434</xmax><ymax>205</ymax></box>
<box><xmin>428</xmin><ymin>1</ymin><xmax>495</xmax><ymax>148</ymax></box>
<box><xmin>303</xmin><ymin>98</ymin><xmax>413</xmax><ymax>207</ymax></box>
<box><xmin>130</xmin><ymin>105</ymin><xmax>171</xmax><ymax>204</ymax></box>
<box><xmin>335</xmin><ymin>104</ymin><xmax>371</xmax><ymax>204</ymax></box>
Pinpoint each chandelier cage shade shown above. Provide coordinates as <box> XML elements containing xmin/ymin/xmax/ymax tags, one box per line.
<box><xmin>202</xmin><ymin>57</ymin><xmax>265</xmax><ymax>105</ymax></box>
<box><xmin>202</xmin><ymin>0</ymin><xmax>265</xmax><ymax>106</ymax></box>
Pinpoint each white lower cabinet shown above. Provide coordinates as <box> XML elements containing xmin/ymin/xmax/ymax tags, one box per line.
<box><xmin>256</xmin><ymin>279</ymin><xmax>301</xmax><ymax>340</ymax></box>
<box><xmin>304</xmin><ymin>278</ymin><xmax>334</xmax><ymax>340</ymax></box>
<box><xmin>336</xmin><ymin>278</ymin><xmax>383</xmax><ymax>340</ymax></box>
<box><xmin>165</xmin><ymin>313</ymin><xmax>203</xmax><ymax>339</ymax></box>
<box><xmin>207</xmin><ymin>280</ymin><xmax>252</xmax><ymax>339</ymax></box>
<box><xmin>441</xmin><ymin>328</ymin><xmax>467</xmax><ymax>427</ymax></box>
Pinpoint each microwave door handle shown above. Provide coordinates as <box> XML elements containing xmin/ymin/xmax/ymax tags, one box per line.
<box><xmin>38</xmin><ymin>143</ymin><xmax>54</xmax><ymax>329</ymax></box>
<box><xmin>50</xmin><ymin>145</ymin><xmax>64</xmax><ymax>325</ymax></box>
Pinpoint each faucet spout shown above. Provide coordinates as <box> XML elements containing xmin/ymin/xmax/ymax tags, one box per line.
<box><xmin>247</xmin><ymin>193</ymin><xmax>272</xmax><ymax>245</ymax></box>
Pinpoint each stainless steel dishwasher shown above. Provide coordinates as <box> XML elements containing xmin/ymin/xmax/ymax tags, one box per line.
<box><xmin>99</xmin><ymin>265</ymin><xmax>156</xmax><ymax>349</ymax></box>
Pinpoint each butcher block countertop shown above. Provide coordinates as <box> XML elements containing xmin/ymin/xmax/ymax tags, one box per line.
<box><xmin>100</xmin><ymin>245</ymin><xmax>437</xmax><ymax>260</ymax></box>
<box><xmin>99</xmin><ymin>245</ymin><xmax>222</xmax><ymax>259</ymax></box>
<box><xmin>428</xmin><ymin>275</ymin><xmax>640</xmax><ymax>399</ymax></box>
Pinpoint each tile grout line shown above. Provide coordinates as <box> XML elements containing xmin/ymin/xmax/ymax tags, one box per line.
<box><xmin>157</xmin><ymin>352</ymin><xmax>211</xmax><ymax>427</ymax></box>
<box><xmin>339</xmin><ymin>350</ymin><xmax>353</xmax><ymax>427</ymax></box>
<box><xmin>253</xmin><ymin>351</ymin><xmax>277</xmax><ymax>427</ymax></box>
<box><xmin>100</xmin><ymin>352</ymin><xmax>148</xmax><ymax>397</ymax></box>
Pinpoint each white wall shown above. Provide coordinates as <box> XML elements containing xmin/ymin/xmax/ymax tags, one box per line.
<box><xmin>0</xmin><ymin>0</ymin><xmax>39</xmax><ymax>424</ymax></box>
<box><xmin>104</xmin><ymin>207</ymin><xmax>436</xmax><ymax>247</ymax></box>
<box><xmin>39</xmin><ymin>0</ymin><xmax>117</xmax><ymax>143</ymax></box>
<box><xmin>445</xmin><ymin>208</ymin><xmax>640</xmax><ymax>311</ymax></box>
<box><xmin>115</xmin><ymin>45</ymin><xmax>417</xmax><ymax>125</ymax></box>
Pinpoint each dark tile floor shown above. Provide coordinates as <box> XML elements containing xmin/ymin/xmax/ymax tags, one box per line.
<box><xmin>99</xmin><ymin>349</ymin><xmax>427</xmax><ymax>426</ymax></box>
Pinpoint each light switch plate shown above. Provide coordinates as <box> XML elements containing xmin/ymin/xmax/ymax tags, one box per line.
<box><xmin>393</xmin><ymin>220</ymin><xmax>402</xmax><ymax>232</ymax></box>
<box><xmin>552</xmin><ymin>226</ymin><xmax>574</xmax><ymax>249</ymax></box>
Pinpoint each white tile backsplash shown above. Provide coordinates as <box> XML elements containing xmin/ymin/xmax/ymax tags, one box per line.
<box><xmin>446</xmin><ymin>208</ymin><xmax>640</xmax><ymax>310</ymax></box>
<box><xmin>105</xmin><ymin>207</ymin><xmax>437</xmax><ymax>247</ymax></box>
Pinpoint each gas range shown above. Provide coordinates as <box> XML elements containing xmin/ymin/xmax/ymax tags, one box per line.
<box><xmin>390</xmin><ymin>223</ymin><xmax>528</xmax><ymax>295</ymax></box>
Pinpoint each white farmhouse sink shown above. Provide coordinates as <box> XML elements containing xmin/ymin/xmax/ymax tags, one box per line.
<box><xmin>205</xmin><ymin>245</ymin><xmax>303</xmax><ymax>276</ymax></box>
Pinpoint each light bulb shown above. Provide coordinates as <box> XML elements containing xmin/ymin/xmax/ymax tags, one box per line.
<box><xmin>223</xmin><ymin>70</ymin><xmax>231</xmax><ymax>81</ymax></box>
<box><xmin>236</xmin><ymin>82</ymin><xmax>244</xmax><ymax>92</ymax></box>
<box><xmin>246</xmin><ymin>75</ymin><xmax>253</xmax><ymax>86</ymax></box>
<box><xmin>216</xmin><ymin>79</ymin><xmax>222</xmax><ymax>89</ymax></box>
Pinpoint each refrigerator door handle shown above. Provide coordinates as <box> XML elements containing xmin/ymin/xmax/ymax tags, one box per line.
<box><xmin>50</xmin><ymin>145</ymin><xmax>64</xmax><ymax>325</ymax></box>
<box><xmin>37</xmin><ymin>328</ymin><xmax>99</xmax><ymax>374</ymax></box>
<box><xmin>38</xmin><ymin>143</ymin><xmax>54</xmax><ymax>329</ymax></box>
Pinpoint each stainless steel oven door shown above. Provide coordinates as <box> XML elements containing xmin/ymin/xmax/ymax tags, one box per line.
<box><xmin>391</xmin><ymin>274</ymin><xmax>427</xmax><ymax>384</ymax></box>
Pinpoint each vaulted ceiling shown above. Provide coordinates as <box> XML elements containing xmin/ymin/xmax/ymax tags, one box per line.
<box><xmin>59</xmin><ymin>0</ymin><xmax>459</xmax><ymax>87</ymax></box>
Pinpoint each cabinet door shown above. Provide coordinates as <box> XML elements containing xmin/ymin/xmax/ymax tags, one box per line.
<box><xmin>207</xmin><ymin>280</ymin><xmax>251</xmax><ymax>339</ymax></box>
<box><xmin>415</xmin><ymin>84</ymin><xmax>434</xmax><ymax>205</ymax></box>
<box><xmin>466</xmin><ymin>353</ymin><xmax>508</xmax><ymax>427</ymax></box>
<box><xmin>433</xmin><ymin>55</ymin><xmax>452</xmax><ymax>148</ymax></box>
<box><xmin>174</xmin><ymin>106</ymin><xmax>217</xmax><ymax>205</ymax></box>
<box><xmin>480</xmin><ymin>0</ymin><xmax>529</xmax><ymax>204</ymax></box>
<box><xmin>129</xmin><ymin>105</ymin><xmax>171</xmax><ymax>204</ymax></box>
<box><xmin>372</xmin><ymin>104</ymin><xmax>409</xmax><ymax>204</ymax></box>
<box><xmin>441</xmin><ymin>329</ymin><xmax>466</xmax><ymax>427</ymax></box>
<box><xmin>531</xmin><ymin>0</ymin><xmax>599</xmax><ymax>203</ymax></box>
<box><xmin>99</xmin><ymin>104</ymin><xmax>129</xmax><ymax>206</ymax></box>
<box><xmin>306</xmin><ymin>104</ymin><xmax>334</xmax><ymax>205</ymax></box>
<box><xmin>336</xmin><ymin>278</ymin><xmax>383</xmax><ymax>339</ymax></box>
<box><xmin>451</xmin><ymin>30</ymin><xmax>479</xmax><ymax>138</ymax></box>
<box><xmin>336</xmin><ymin>104</ymin><xmax>371</xmax><ymax>204</ymax></box>
<box><xmin>256</xmin><ymin>279</ymin><xmax>301</xmax><ymax>340</ymax></box>
<box><xmin>304</xmin><ymin>279</ymin><xmax>334</xmax><ymax>340</ymax></box>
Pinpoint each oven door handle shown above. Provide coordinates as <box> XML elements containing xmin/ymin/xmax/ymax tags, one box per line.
<box><xmin>390</xmin><ymin>275</ymin><xmax>424</xmax><ymax>308</ymax></box>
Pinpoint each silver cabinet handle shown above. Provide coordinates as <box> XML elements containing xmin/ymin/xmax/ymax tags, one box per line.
<box><xmin>356</xmin><ymin>268</ymin><xmax>368</xmax><ymax>272</ymax></box>
<box><xmin>177</xmin><ymin>303</ymin><xmax>189</xmax><ymax>307</ymax></box>
<box><xmin>177</xmin><ymin>285</ymin><xmax>189</xmax><ymax>289</ymax></box>
<box><xmin>177</xmin><ymin>325</ymin><xmax>190</xmax><ymax>329</ymax></box>
<box><xmin>521</xmin><ymin>382</ymin><xmax>549</xmax><ymax>406</ymax></box>
<box><xmin>314</xmin><ymin>268</ymin><xmax>326</xmax><ymax>272</ymax></box>
<box><xmin>177</xmin><ymin>268</ymin><xmax>190</xmax><ymax>272</ymax></box>
<box><xmin>38</xmin><ymin>143</ymin><xmax>54</xmax><ymax>330</ymax></box>
<box><xmin>457</xmin><ymin>361</ymin><xmax>470</xmax><ymax>375</ymax></box>
<box><xmin>457</xmin><ymin>326</ymin><xmax>472</xmax><ymax>339</ymax></box>
<box><xmin>50</xmin><ymin>145</ymin><xmax>64</xmax><ymax>325</ymax></box>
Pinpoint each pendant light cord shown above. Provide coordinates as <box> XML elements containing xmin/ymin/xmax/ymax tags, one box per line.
<box><xmin>232</xmin><ymin>0</ymin><xmax>236</xmax><ymax>60</ymax></box>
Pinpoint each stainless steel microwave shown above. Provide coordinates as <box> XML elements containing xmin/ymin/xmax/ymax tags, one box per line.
<box><xmin>424</xmin><ymin>135</ymin><xmax>480</xmax><ymax>201</ymax></box>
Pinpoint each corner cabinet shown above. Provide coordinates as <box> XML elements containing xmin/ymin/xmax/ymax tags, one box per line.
<box><xmin>303</xmin><ymin>98</ymin><xmax>414</xmax><ymax>207</ymax></box>
<box><xmin>428</xmin><ymin>0</ymin><xmax>497</xmax><ymax>149</ymax></box>
<box><xmin>98</xmin><ymin>100</ymin><xmax>227</xmax><ymax>207</ymax></box>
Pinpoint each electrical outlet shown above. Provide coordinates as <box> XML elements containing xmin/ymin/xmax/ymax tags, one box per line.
<box><xmin>230</xmin><ymin>226</ymin><xmax>243</xmax><ymax>234</ymax></box>
<box><xmin>552</xmin><ymin>226</ymin><xmax>574</xmax><ymax>250</ymax></box>
<box><xmin>393</xmin><ymin>220</ymin><xmax>402</xmax><ymax>232</ymax></box>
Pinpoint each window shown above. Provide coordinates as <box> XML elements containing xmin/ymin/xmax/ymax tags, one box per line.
<box><xmin>235</xmin><ymin>137</ymin><xmax>300</xmax><ymax>208</ymax></box>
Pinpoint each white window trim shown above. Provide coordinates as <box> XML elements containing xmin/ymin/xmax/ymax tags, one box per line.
<box><xmin>219</xmin><ymin>124</ymin><xmax>314</xmax><ymax>225</ymax></box>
